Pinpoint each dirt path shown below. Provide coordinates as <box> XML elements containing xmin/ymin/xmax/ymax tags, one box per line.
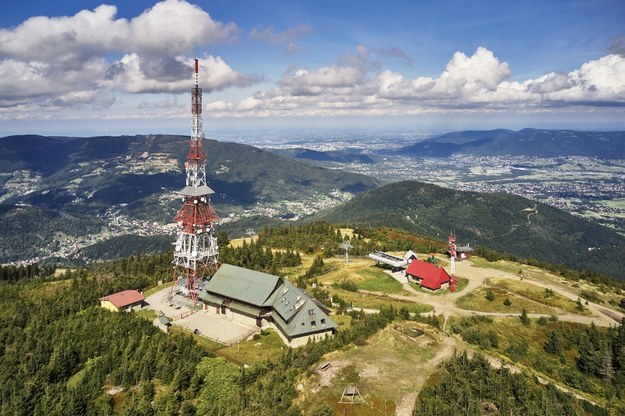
<box><xmin>379</xmin><ymin>259</ymin><xmax>623</xmax><ymax>328</ymax></box>
<box><xmin>394</xmin><ymin>331</ymin><xmax>457</xmax><ymax>416</ymax></box>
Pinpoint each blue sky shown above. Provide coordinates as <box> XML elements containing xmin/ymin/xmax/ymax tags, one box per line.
<box><xmin>0</xmin><ymin>0</ymin><xmax>624</xmax><ymax>136</ymax></box>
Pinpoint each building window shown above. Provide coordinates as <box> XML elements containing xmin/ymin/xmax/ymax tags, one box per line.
<box><xmin>321</xmin><ymin>319</ymin><xmax>326</xmax><ymax>326</ymax></box>
<box><xmin>308</xmin><ymin>309</ymin><xmax>315</xmax><ymax>315</ymax></box>
<box><xmin>301</xmin><ymin>322</ymin><xmax>305</xmax><ymax>326</ymax></box>
<box><xmin>311</xmin><ymin>321</ymin><xmax>316</xmax><ymax>327</ymax></box>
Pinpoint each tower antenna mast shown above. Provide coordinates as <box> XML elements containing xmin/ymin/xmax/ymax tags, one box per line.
<box><xmin>171</xmin><ymin>59</ymin><xmax>220</xmax><ymax>304</ymax></box>
<box><xmin>448</xmin><ymin>231</ymin><xmax>457</xmax><ymax>292</ymax></box>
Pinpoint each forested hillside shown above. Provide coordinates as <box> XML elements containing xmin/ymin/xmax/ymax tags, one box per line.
<box><xmin>0</xmin><ymin>222</ymin><xmax>622</xmax><ymax>414</ymax></box>
<box><xmin>0</xmin><ymin>134</ymin><xmax>377</xmax><ymax>262</ymax></box>
<box><xmin>0</xmin><ymin>134</ymin><xmax>376</xmax><ymax>213</ymax></box>
<box><xmin>315</xmin><ymin>181</ymin><xmax>625</xmax><ymax>280</ymax></box>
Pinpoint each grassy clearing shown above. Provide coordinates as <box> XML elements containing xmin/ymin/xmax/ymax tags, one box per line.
<box><xmin>331</xmin><ymin>313</ymin><xmax>353</xmax><ymax>330</ymax></box>
<box><xmin>455</xmin><ymin>285</ymin><xmax>556</xmax><ymax>315</ymax></box>
<box><xmin>217</xmin><ymin>329</ymin><xmax>286</xmax><ymax>366</ymax></box>
<box><xmin>298</xmin><ymin>321</ymin><xmax>444</xmax><ymax>415</ymax></box>
<box><xmin>67</xmin><ymin>357</ymin><xmax>99</xmax><ymax>388</ymax></box>
<box><xmin>54</xmin><ymin>268</ymin><xmax>74</xmax><ymax>277</ymax></box>
<box><xmin>489</xmin><ymin>278</ymin><xmax>592</xmax><ymax>315</ymax></box>
<box><xmin>228</xmin><ymin>235</ymin><xmax>258</xmax><ymax>248</ymax></box>
<box><xmin>143</xmin><ymin>281</ymin><xmax>174</xmax><ymax>297</ymax></box>
<box><xmin>355</xmin><ymin>268</ymin><xmax>408</xmax><ymax>295</ymax></box>
<box><xmin>470</xmin><ymin>257</ymin><xmax>524</xmax><ymax>275</ymax></box>
<box><xmin>136</xmin><ymin>309</ymin><xmax>157</xmax><ymax>321</ymax></box>
<box><xmin>329</xmin><ymin>287</ymin><xmax>433</xmax><ymax>314</ymax></box>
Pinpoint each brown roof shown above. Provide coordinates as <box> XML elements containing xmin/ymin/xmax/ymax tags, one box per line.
<box><xmin>100</xmin><ymin>290</ymin><xmax>145</xmax><ymax>308</ymax></box>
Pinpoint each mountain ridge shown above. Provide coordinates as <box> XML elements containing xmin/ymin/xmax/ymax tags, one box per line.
<box><xmin>0</xmin><ymin>134</ymin><xmax>378</xmax><ymax>262</ymax></box>
<box><xmin>399</xmin><ymin>128</ymin><xmax>625</xmax><ymax>157</ymax></box>
<box><xmin>314</xmin><ymin>180</ymin><xmax>625</xmax><ymax>280</ymax></box>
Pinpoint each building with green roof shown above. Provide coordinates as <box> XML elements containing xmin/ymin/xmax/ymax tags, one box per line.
<box><xmin>198</xmin><ymin>264</ymin><xmax>336</xmax><ymax>347</ymax></box>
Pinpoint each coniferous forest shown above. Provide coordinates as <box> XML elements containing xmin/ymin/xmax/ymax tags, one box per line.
<box><xmin>0</xmin><ymin>223</ymin><xmax>622</xmax><ymax>414</ymax></box>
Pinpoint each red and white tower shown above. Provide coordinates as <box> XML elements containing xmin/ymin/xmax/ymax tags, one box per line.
<box><xmin>172</xmin><ymin>59</ymin><xmax>220</xmax><ymax>304</ymax></box>
<box><xmin>448</xmin><ymin>232</ymin><xmax>457</xmax><ymax>292</ymax></box>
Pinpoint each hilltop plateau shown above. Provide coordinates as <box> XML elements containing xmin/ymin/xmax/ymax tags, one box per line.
<box><xmin>1</xmin><ymin>223</ymin><xmax>624</xmax><ymax>415</ymax></box>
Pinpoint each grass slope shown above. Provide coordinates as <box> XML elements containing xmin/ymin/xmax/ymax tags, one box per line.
<box><xmin>316</xmin><ymin>180</ymin><xmax>625</xmax><ymax>279</ymax></box>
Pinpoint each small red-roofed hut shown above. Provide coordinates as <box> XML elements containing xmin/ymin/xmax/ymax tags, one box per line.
<box><xmin>405</xmin><ymin>259</ymin><xmax>451</xmax><ymax>291</ymax></box>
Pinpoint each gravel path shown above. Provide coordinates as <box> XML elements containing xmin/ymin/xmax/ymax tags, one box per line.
<box><xmin>379</xmin><ymin>259</ymin><xmax>624</xmax><ymax>327</ymax></box>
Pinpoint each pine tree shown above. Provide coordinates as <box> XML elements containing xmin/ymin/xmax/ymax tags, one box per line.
<box><xmin>544</xmin><ymin>330</ymin><xmax>562</xmax><ymax>355</ymax></box>
<box><xmin>520</xmin><ymin>308</ymin><xmax>530</xmax><ymax>326</ymax></box>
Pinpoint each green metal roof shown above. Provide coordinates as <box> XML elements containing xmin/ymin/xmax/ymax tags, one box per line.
<box><xmin>197</xmin><ymin>291</ymin><xmax>224</xmax><ymax>305</ymax></box>
<box><xmin>229</xmin><ymin>301</ymin><xmax>261</xmax><ymax>317</ymax></box>
<box><xmin>271</xmin><ymin>279</ymin><xmax>337</xmax><ymax>338</ymax></box>
<box><xmin>200</xmin><ymin>263</ymin><xmax>281</xmax><ymax>307</ymax></box>
<box><xmin>198</xmin><ymin>263</ymin><xmax>337</xmax><ymax>340</ymax></box>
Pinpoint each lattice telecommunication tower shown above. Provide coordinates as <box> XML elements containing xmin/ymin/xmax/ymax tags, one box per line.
<box><xmin>171</xmin><ymin>59</ymin><xmax>220</xmax><ymax>304</ymax></box>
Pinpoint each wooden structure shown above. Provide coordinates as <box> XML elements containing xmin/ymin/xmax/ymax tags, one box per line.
<box><xmin>339</xmin><ymin>385</ymin><xmax>364</xmax><ymax>404</ymax></box>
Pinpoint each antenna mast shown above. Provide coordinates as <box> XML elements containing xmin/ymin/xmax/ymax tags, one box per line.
<box><xmin>448</xmin><ymin>231</ymin><xmax>457</xmax><ymax>292</ymax></box>
<box><xmin>171</xmin><ymin>59</ymin><xmax>220</xmax><ymax>304</ymax></box>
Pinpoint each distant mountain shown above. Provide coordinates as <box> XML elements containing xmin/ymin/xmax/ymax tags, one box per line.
<box><xmin>272</xmin><ymin>148</ymin><xmax>375</xmax><ymax>164</ymax></box>
<box><xmin>399</xmin><ymin>129</ymin><xmax>625</xmax><ymax>158</ymax></box>
<box><xmin>315</xmin><ymin>180</ymin><xmax>625</xmax><ymax>280</ymax></box>
<box><xmin>0</xmin><ymin>135</ymin><xmax>377</xmax><ymax>211</ymax></box>
<box><xmin>0</xmin><ymin>204</ymin><xmax>103</xmax><ymax>263</ymax></box>
<box><xmin>0</xmin><ymin>135</ymin><xmax>377</xmax><ymax>262</ymax></box>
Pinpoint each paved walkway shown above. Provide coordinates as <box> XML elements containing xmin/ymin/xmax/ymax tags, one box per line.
<box><xmin>145</xmin><ymin>286</ymin><xmax>257</xmax><ymax>345</ymax></box>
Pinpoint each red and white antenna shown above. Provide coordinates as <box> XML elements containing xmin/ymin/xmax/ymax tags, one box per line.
<box><xmin>171</xmin><ymin>59</ymin><xmax>220</xmax><ymax>304</ymax></box>
<box><xmin>448</xmin><ymin>231</ymin><xmax>457</xmax><ymax>292</ymax></box>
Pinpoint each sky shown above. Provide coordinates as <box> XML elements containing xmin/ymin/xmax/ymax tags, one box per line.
<box><xmin>0</xmin><ymin>0</ymin><xmax>624</xmax><ymax>136</ymax></box>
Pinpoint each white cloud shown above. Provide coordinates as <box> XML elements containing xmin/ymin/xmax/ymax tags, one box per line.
<box><xmin>281</xmin><ymin>66</ymin><xmax>364</xmax><ymax>91</ymax></box>
<box><xmin>0</xmin><ymin>0</ymin><xmax>247</xmax><ymax>114</ymax></box>
<box><xmin>432</xmin><ymin>47</ymin><xmax>511</xmax><ymax>97</ymax></box>
<box><xmin>1</xmin><ymin>0</ymin><xmax>624</xmax><ymax>124</ymax></box>
<box><xmin>0</xmin><ymin>1</ymin><xmax>236</xmax><ymax>62</ymax></box>
<box><xmin>205</xmin><ymin>48</ymin><xmax>625</xmax><ymax>118</ymax></box>
<box><xmin>127</xmin><ymin>0</ymin><xmax>237</xmax><ymax>55</ymax></box>
<box><xmin>106</xmin><ymin>54</ymin><xmax>250</xmax><ymax>94</ymax></box>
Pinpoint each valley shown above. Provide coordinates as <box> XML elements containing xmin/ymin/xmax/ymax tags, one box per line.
<box><xmin>262</xmin><ymin>131</ymin><xmax>625</xmax><ymax>235</ymax></box>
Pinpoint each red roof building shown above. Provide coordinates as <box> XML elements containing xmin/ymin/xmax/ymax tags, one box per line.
<box><xmin>405</xmin><ymin>260</ymin><xmax>451</xmax><ymax>291</ymax></box>
<box><xmin>99</xmin><ymin>290</ymin><xmax>145</xmax><ymax>312</ymax></box>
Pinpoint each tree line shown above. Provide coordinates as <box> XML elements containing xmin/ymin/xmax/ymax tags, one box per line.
<box><xmin>413</xmin><ymin>351</ymin><xmax>607</xmax><ymax>416</ymax></box>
